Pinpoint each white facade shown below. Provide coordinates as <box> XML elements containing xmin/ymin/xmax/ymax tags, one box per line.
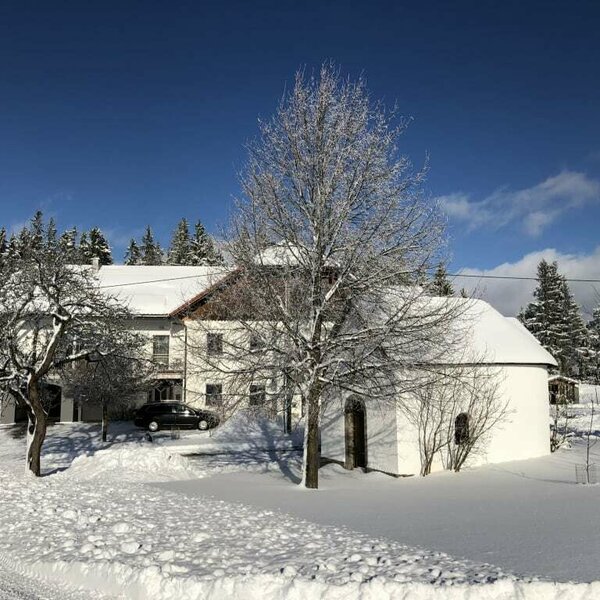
<box><xmin>0</xmin><ymin>266</ymin><xmax>231</xmax><ymax>425</ymax></box>
<box><xmin>321</xmin><ymin>299</ymin><xmax>557</xmax><ymax>476</ymax></box>
<box><xmin>1</xmin><ymin>264</ymin><xmax>557</xmax><ymax>477</ymax></box>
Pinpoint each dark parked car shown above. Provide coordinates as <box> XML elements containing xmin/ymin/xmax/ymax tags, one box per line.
<box><xmin>134</xmin><ymin>402</ymin><xmax>220</xmax><ymax>432</ymax></box>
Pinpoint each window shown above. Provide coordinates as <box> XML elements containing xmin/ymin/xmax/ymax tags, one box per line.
<box><xmin>207</xmin><ymin>333</ymin><xmax>223</xmax><ymax>356</ymax></box>
<box><xmin>249</xmin><ymin>384</ymin><xmax>266</xmax><ymax>407</ymax></box>
<box><xmin>206</xmin><ymin>384</ymin><xmax>223</xmax><ymax>407</ymax></box>
<box><xmin>454</xmin><ymin>413</ymin><xmax>470</xmax><ymax>445</ymax></box>
<box><xmin>249</xmin><ymin>333</ymin><xmax>264</xmax><ymax>352</ymax></box>
<box><xmin>152</xmin><ymin>335</ymin><xmax>170</xmax><ymax>367</ymax></box>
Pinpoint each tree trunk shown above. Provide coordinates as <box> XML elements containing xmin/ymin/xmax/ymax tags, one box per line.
<box><xmin>102</xmin><ymin>402</ymin><xmax>108</xmax><ymax>442</ymax></box>
<box><xmin>25</xmin><ymin>378</ymin><xmax>47</xmax><ymax>477</ymax></box>
<box><xmin>302</xmin><ymin>384</ymin><xmax>321</xmax><ymax>489</ymax></box>
<box><xmin>284</xmin><ymin>372</ymin><xmax>293</xmax><ymax>435</ymax></box>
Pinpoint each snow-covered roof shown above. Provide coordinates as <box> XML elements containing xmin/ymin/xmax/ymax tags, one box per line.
<box><xmin>383</xmin><ymin>292</ymin><xmax>558</xmax><ymax>367</ymax></box>
<box><xmin>479</xmin><ymin>310</ymin><xmax>557</xmax><ymax>366</ymax></box>
<box><xmin>95</xmin><ymin>266</ymin><xmax>232</xmax><ymax>316</ymax></box>
<box><xmin>254</xmin><ymin>242</ymin><xmax>339</xmax><ymax>268</ymax></box>
<box><xmin>255</xmin><ymin>242</ymin><xmax>302</xmax><ymax>266</ymax></box>
<box><xmin>548</xmin><ymin>375</ymin><xmax>579</xmax><ymax>384</ymax></box>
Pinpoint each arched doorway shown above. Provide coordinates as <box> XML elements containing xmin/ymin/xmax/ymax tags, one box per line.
<box><xmin>43</xmin><ymin>384</ymin><xmax>62</xmax><ymax>421</ymax></box>
<box><xmin>344</xmin><ymin>397</ymin><xmax>367</xmax><ymax>469</ymax></box>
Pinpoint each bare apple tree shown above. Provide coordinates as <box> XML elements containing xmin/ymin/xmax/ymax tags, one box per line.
<box><xmin>0</xmin><ymin>217</ymin><xmax>131</xmax><ymax>475</ymax></box>
<box><xmin>190</xmin><ymin>64</ymin><xmax>460</xmax><ymax>489</ymax></box>
<box><xmin>62</xmin><ymin>328</ymin><xmax>155</xmax><ymax>442</ymax></box>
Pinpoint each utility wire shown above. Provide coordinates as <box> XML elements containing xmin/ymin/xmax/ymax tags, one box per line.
<box><xmin>95</xmin><ymin>268</ymin><xmax>600</xmax><ymax>290</ymax></box>
<box><xmin>96</xmin><ymin>270</ymin><xmax>233</xmax><ymax>290</ymax></box>
<box><xmin>447</xmin><ymin>273</ymin><xmax>600</xmax><ymax>284</ymax></box>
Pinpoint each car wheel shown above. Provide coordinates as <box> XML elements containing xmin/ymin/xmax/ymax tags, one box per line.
<box><xmin>148</xmin><ymin>420</ymin><xmax>160</xmax><ymax>432</ymax></box>
<box><xmin>198</xmin><ymin>419</ymin><xmax>209</xmax><ymax>431</ymax></box>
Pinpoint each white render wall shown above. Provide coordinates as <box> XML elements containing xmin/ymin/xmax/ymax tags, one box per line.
<box><xmin>321</xmin><ymin>397</ymin><xmax>400</xmax><ymax>475</ymax></box>
<box><xmin>184</xmin><ymin>319</ymin><xmax>288</xmax><ymax>412</ymax></box>
<box><xmin>0</xmin><ymin>398</ymin><xmax>16</xmax><ymax>425</ymax></box>
<box><xmin>322</xmin><ymin>363</ymin><xmax>551</xmax><ymax>477</ymax></box>
<box><xmin>0</xmin><ymin>316</ymin><xmax>186</xmax><ymax>424</ymax></box>
<box><xmin>479</xmin><ymin>364</ymin><xmax>550</xmax><ymax>465</ymax></box>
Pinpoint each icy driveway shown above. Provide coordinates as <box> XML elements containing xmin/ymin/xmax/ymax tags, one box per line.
<box><xmin>163</xmin><ymin>442</ymin><xmax>600</xmax><ymax>584</ymax></box>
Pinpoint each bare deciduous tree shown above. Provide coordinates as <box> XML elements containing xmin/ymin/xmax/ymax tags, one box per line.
<box><xmin>189</xmin><ymin>64</ymin><xmax>460</xmax><ymax>489</ymax></box>
<box><xmin>550</xmin><ymin>399</ymin><xmax>571</xmax><ymax>453</ymax></box>
<box><xmin>442</xmin><ymin>367</ymin><xmax>507</xmax><ymax>472</ymax></box>
<box><xmin>62</xmin><ymin>329</ymin><xmax>155</xmax><ymax>442</ymax></box>
<box><xmin>405</xmin><ymin>363</ymin><xmax>508</xmax><ymax>475</ymax></box>
<box><xmin>0</xmin><ymin>220</ymin><xmax>130</xmax><ymax>476</ymax></box>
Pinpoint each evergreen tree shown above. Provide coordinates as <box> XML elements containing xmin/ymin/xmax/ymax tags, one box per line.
<box><xmin>429</xmin><ymin>263</ymin><xmax>454</xmax><ymax>296</ymax></box>
<box><xmin>559</xmin><ymin>277</ymin><xmax>589</xmax><ymax>378</ymax></box>
<box><xmin>78</xmin><ymin>231</ymin><xmax>89</xmax><ymax>263</ymax></box>
<box><xmin>80</xmin><ymin>227</ymin><xmax>113</xmax><ymax>265</ymax></box>
<box><xmin>46</xmin><ymin>218</ymin><xmax>58</xmax><ymax>250</ymax></box>
<box><xmin>587</xmin><ymin>306</ymin><xmax>600</xmax><ymax>384</ymax></box>
<box><xmin>140</xmin><ymin>226</ymin><xmax>163</xmax><ymax>265</ymax></box>
<box><xmin>124</xmin><ymin>239</ymin><xmax>142</xmax><ymax>265</ymax></box>
<box><xmin>167</xmin><ymin>218</ymin><xmax>192</xmax><ymax>265</ymax></box>
<box><xmin>519</xmin><ymin>259</ymin><xmax>587</xmax><ymax>377</ymax></box>
<box><xmin>6</xmin><ymin>234</ymin><xmax>19</xmax><ymax>262</ymax></box>
<box><xmin>0</xmin><ymin>227</ymin><xmax>7</xmax><ymax>259</ymax></box>
<box><xmin>189</xmin><ymin>220</ymin><xmax>224</xmax><ymax>266</ymax></box>
<box><xmin>59</xmin><ymin>227</ymin><xmax>80</xmax><ymax>263</ymax></box>
<box><xmin>519</xmin><ymin>260</ymin><xmax>565</xmax><ymax>366</ymax></box>
<box><xmin>29</xmin><ymin>210</ymin><xmax>45</xmax><ymax>251</ymax></box>
<box><xmin>16</xmin><ymin>227</ymin><xmax>33</xmax><ymax>258</ymax></box>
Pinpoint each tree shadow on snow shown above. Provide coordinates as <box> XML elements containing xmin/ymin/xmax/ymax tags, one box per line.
<box><xmin>186</xmin><ymin>415</ymin><xmax>303</xmax><ymax>485</ymax></box>
<box><xmin>41</xmin><ymin>422</ymin><xmax>144</xmax><ymax>476</ymax></box>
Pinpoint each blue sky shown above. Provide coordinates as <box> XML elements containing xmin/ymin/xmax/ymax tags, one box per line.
<box><xmin>1</xmin><ymin>1</ymin><xmax>599</xmax><ymax>313</ymax></box>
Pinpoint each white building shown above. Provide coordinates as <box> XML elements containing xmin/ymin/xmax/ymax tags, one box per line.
<box><xmin>1</xmin><ymin>265</ymin><xmax>557</xmax><ymax>478</ymax></box>
<box><xmin>0</xmin><ymin>265</ymin><xmax>231</xmax><ymax>425</ymax></box>
<box><xmin>321</xmin><ymin>299</ymin><xmax>557</xmax><ymax>475</ymax></box>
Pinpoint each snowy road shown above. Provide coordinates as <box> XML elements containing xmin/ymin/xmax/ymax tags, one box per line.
<box><xmin>0</xmin><ymin>559</ymin><xmax>106</xmax><ymax>600</ymax></box>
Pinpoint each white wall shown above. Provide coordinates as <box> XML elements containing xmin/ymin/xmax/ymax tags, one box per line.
<box><xmin>184</xmin><ymin>319</ymin><xmax>289</xmax><ymax>416</ymax></box>
<box><xmin>0</xmin><ymin>397</ymin><xmax>16</xmax><ymax>424</ymax></box>
<box><xmin>479</xmin><ymin>364</ymin><xmax>550</xmax><ymax>465</ymax></box>
<box><xmin>321</xmin><ymin>364</ymin><xmax>551</xmax><ymax>477</ymax></box>
<box><xmin>321</xmin><ymin>397</ymin><xmax>399</xmax><ymax>475</ymax></box>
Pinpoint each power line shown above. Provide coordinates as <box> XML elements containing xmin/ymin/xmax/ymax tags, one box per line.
<box><xmin>447</xmin><ymin>273</ymin><xmax>600</xmax><ymax>284</ymax></box>
<box><xmin>96</xmin><ymin>270</ymin><xmax>232</xmax><ymax>290</ymax></box>
<box><xmin>92</xmin><ymin>267</ymin><xmax>600</xmax><ymax>290</ymax></box>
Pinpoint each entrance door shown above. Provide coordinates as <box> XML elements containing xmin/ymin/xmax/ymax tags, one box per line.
<box><xmin>344</xmin><ymin>398</ymin><xmax>367</xmax><ymax>469</ymax></box>
<box><xmin>44</xmin><ymin>385</ymin><xmax>62</xmax><ymax>421</ymax></box>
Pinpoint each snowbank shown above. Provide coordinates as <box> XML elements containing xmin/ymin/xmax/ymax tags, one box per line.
<box><xmin>64</xmin><ymin>444</ymin><xmax>201</xmax><ymax>482</ymax></box>
<box><xmin>11</xmin><ymin>559</ymin><xmax>600</xmax><ymax>600</ymax></box>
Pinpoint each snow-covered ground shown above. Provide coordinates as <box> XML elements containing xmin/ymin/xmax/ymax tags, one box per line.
<box><xmin>578</xmin><ymin>383</ymin><xmax>600</xmax><ymax>405</ymax></box>
<box><xmin>1</xmin><ymin>410</ymin><xmax>600</xmax><ymax>598</ymax></box>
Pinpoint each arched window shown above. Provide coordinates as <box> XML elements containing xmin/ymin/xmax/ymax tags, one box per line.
<box><xmin>454</xmin><ymin>412</ymin><xmax>470</xmax><ymax>445</ymax></box>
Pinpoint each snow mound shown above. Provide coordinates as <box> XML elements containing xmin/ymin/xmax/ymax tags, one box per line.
<box><xmin>63</xmin><ymin>444</ymin><xmax>201</xmax><ymax>482</ymax></box>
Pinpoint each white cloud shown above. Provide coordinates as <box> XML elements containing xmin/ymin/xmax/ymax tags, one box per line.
<box><xmin>457</xmin><ymin>247</ymin><xmax>600</xmax><ymax>318</ymax></box>
<box><xmin>438</xmin><ymin>171</ymin><xmax>600</xmax><ymax>236</ymax></box>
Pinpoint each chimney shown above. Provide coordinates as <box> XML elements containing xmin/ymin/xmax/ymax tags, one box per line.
<box><xmin>91</xmin><ymin>257</ymin><xmax>100</xmax><ymax>272</ymax></box>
